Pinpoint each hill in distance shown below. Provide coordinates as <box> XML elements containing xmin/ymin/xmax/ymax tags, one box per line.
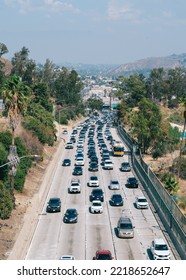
<box><xmin>59</xmin><ymin>53</ymin><xmax>186</xmax><ymax>77</ymax></box>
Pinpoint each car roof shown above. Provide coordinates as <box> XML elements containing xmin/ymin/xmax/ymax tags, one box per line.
<box><xmin>49</xmin><ymin>197</ymin><xmax>60</xmax><ymax>201</ymax></box>
<box><xmin>59</xmin><ymin>255</ymin><xmax>75</xmax><ymax>260</ymax></box>
<box><xmin>66</xmin><ymin>208</ymin><xmax>77</xmax><ymax>212</ymax></box>
<box><xmin>153</xmin><ymin>238</ymin><xmax>167</xmax><ymax>245</ymax></box>
<box><xmin>96</xmin><ymin>249</ymin><xmax>111</xmax><ymax>254</ymax></box>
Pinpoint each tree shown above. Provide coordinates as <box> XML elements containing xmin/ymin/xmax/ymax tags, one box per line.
<box><xmin>0</xmin><ymin>181</ymin><xmax>13</xmax><ymax>219</ymax></box>
<box><xmin>0</xmin><ymin>42</ymin><xmax>8</xmax><ymax>57</ymax></box>
<box><xmin>1</xmin><ymin>75</ymin><xmax>30</xmax><ymax>206</ymax></box>
<box><xmin>131</xmin><ymin>98</ymin><xmax>162</xmax><ymax>153</ymax></box>
<box><xmin>161</xmin><ymin>172</ymin><xmax>179</xmax><ymax>195</ymax></box>
<box><xmin>177</xmin><ymin>96</ymin><xmax>186</xmax><ymax>178</ymax></box>
<box><xmin>1</xmin><ymin>75</ymin><xmax>30</xmax><ymax>145</ymax></box>
<box><xmin>86</xmin><ymin>98</ymin><xmax>103</xmax><ymax>112</ymax></box>
<box><xmin>11</xmin><ymin>46</ymin><xmax>37</xmax><ymax>85</ymax></box>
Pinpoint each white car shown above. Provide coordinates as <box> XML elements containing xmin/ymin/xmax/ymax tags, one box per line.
<box><xmin>69</xmin><ymin>178</ymin><xmax>81</xmax><ymax>193</ymax></box>
<box><xmin>109</xmin><ymin>180</ymin><xmax>120</xmax><ymax>190</ymax></box>
<box><xmin>150</xmin><ymin>238</ymin><xmax>171</xmax><ymax>260</ymax></box>
<box><xmin>75</xmin><ymin>158</ymin><xmax>84</xmax><ymax>166</ymax></box>
<box><xmin>65</xmin><ymin>142</ymin><xmax>74</xmax><ymax>149</ymax></box>
<box><xmin>135</xmin><ymin>196</ymin><xmax>149</xmax><ymax>209</ymax></box>
<box><xmin>104</xmin><ymin>159</ymin><xmax>113</xmax><ymax>170</ymax></box>
<box><xmin>88</xmin><ymin>176</ymin><xmax>99</xmax><ymax>187</ymax></box>
<box><xmin>90</xmin><ymin>200</ymin><xmax>103</xmax><ymax>214</ymax></box>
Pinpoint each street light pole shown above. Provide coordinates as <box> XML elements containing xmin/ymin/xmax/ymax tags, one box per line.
<box><xmin>0</xmin><ymin>154</ymin><xmax>41</xmax><ymax>208</ymax></box>
<box><xmin>0</xmin><ymin>154</ymin><xmax>41</xmax><ymax>169</ymax></box>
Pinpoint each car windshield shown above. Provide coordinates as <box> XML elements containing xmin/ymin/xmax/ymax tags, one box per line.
<box><xmin>155</xmin><ymin>244</ymin><xmax>168</xmax><ymax>250</ymax></box>
<box><xmin>120</xmin><ymin>223</ymin><xmax>132</xmax><ymax>229</ymax></box>
<box><xmin>49</xmin><ymin>199</ymin><xmax>60</xmax><ymax>204</ymax></box>
<box><xmin>93</xmin><ymin>202</ymin><xmax>101</xmax><ymax>206</ymax></box>
<box><xmin>129</xmin><ymin>178</ymin><xmax>136</xmax><ymax>182</ymax></box>
<box><xmin>66</xmin><ymin>209</ymin><xmax>76</xmax><ymax>215</ymax></box>
<box><xmin>111</xmin><ymin>181</ymin><xmax>118</xmax><ymax>184</ymax></box>
<box><xmin>91</xmin><ymin>176</ymin><xmax>98</xmax><ymax>180</ymax></box>
<box><xmin>113</xmin><ymin>195</ymin><xmax>121</xmax><ymax>200</ymax></box>
<box><xmin>138</xmin><ymin>198</ymin><xmax>147</xmax><ymax>202</ymax></box>
<box><xmin>97</xmin><ymin>254</ymin><xmax>112</xmax><ymax>260</ymax></box>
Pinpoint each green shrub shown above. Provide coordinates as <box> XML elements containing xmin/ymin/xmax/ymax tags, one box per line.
<box><xmin>0</xmin><ymin>181</ymin><xmax>13</xmax><ymax>219</ymax></box>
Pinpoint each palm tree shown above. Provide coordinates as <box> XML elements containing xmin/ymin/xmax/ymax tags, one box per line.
<box><xmin>1</xmin><ymin>75</ymin><xmax>30</xmax><ymax>206</ymax></box>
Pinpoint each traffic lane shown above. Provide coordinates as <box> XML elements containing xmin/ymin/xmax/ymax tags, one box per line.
<box><xmin>57</xmin><ymin>207</ymin><xmax>86</xmax><ymax>260</ymax></box>
<box><xmin>25</xmin><ymin>211</ymin><xmax>63</xmax><ymax>260</ymax></box>
<box><xmin>25</xmin><ymin>139</ymin><xmax>78</xmax><ymax>259</ymax></box>
<box><xmin>85</xmin><ymin>205</ymin><xmax>115</xmax><ymax>260</ymax></box>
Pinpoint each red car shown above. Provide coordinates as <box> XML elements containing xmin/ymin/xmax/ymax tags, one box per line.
<box><xmin>93</xmin><ymin>250</ymin><xmax>113</xmax><ymax>260</ymax></box>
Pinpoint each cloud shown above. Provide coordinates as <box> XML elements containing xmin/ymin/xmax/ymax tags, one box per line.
<box><xmin>44</xmin><ymin>0</ymin><xmax>80</xmax><ymax>13</ymax></box>
<box><xmin>4</xmin><ymin>0</ymin><xmax>80</xmax><ymax>14</ymax></box>
<box><xmin>4</xmin><ymin>0</ymin><xmax>32</xmax><ymax>14</ymax></box>
<box><xmin>107</xmin><ymin>0</ymin><xmax>141</xmax><ymax>22</ymax></box>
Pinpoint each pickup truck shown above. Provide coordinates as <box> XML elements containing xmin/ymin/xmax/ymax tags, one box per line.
<box><xmin>69</xmin><ymin>178</ymin><xmax>81</xmax><ymax>193</ymax></box>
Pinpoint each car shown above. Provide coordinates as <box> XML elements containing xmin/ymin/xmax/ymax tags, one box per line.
<box><xmin>89</xmin><ymin>162</ymin><xmax>98</xmax><ymax>172</ymax></box>
<box><xmin>59</xmin><ymin>255</ymin><xmax>75</xmax><ymax>260</ymax></box>
<box><xmin>117</xmin><ymin>216</ymin><xmax>134</xmax><ymax>238</ymax></box>
<box><xmin>93</xmin><ymin>250</ymin><xmax>113</xmax><ymax>260</ymax></box>
<box><xmin>110</xmin><ymin>194</ymin><xmax>123</xmax><ymax>206</ymax></box>
<box><xmin>90</xmin><ymin>188</ymin><xmax>104</xmax><ymax>202</ymax></box>
<box><xmin>46</xmin><ymin>197</ymin><xmax>61</xmax><ymax>213</ymax></box>
<box><xmin>103</xmin><ymin>159</ymin><xmax>113</xmax><ymax>170</ymax></box>
<box><xmin>76</xmin><ymin>147</ymin><xmax>84</xmax><ymax>153</ymax></box>
<box><xmin>90</xmin><ymin>200</ymin><xmax>103</xmax><ymax>214</ymax></box>
<box><xmin>88</xmin><ymin>176</ymin><xmax>99</xmax><ymax>187</ymax></box>
<box><xmin>63</xmin><ymin>208</ymin><xmax>78</xmax><ymax>223</ymax></box>
<box><xmin>109</xmin><ymin>180</ymin><xmax>120</xmax><ymax>190</ymax></box>
<box><xmin>62</xmin><ymin>158</ymin><xmax>71</xmax><ymax>166</ymax></box>
<box><xmin>63</xmin><ymin>129</ymin><xmax>68</xmax><ymax>134</ymax></box>
<box><xmin>126</xmin><ymin>177</ymin><xmax>138</xmax><ymax>188</ymax></box>
<box><xmin>75</xmin><ymin>152</ymin><xmax>84</xmax><ymax>159</ymax></box>
<box><xmin>120</xmin><ymin>162</ymin><xmax>131</xmax><ymax>172</ymax></box>
<box><xmin>65</xmin><ymin>142</ymin><xmax>74</xmax><ymax>149</ymax></box>
<box><xmin>150</xmin><ymin>238</ymin><xmax>171</xmax><ymax>260</ymax></box>
<box><xmin>89</xmin><ymin>156</ymin><xmax>98</xmax><ymax>164</ymax></box>
<box><xmin>73</xmin><ymin>166</ymin><xmax>83</xmax><ymax>175</ymax></box>
<box><xmin>75</xmin><ymin>157</ymin><xmax>84</xmax><ymax>166</ymax></box>
<box><xmin>69</xmin><ymin>178</ymin><xmax>81</xmax><ymax>193</ymax></box>
<box><xmin>135</xmin><ymin>196</ymin><xmax>149</xmax><ymax>209</ymax></box>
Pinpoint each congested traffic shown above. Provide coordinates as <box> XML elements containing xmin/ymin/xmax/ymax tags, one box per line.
<box><xmin>26</xmin><ymin>113</ymin><xmax>173</xmax><ymax>260</ymax></box>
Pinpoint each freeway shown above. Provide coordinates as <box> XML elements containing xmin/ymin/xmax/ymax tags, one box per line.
<box><xmin>25</xmin><ymin>116</ymin><xmax>175</xmax><ymax>260</ymax></box>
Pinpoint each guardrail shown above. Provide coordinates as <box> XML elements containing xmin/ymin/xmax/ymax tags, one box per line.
<box><xmin>117</xmin><ymin>125</ymin><xmax>186</xmax><ymax>260</ymax></box>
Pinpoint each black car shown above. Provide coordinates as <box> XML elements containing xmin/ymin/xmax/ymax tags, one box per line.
<box><xmin>90</xmin><ymin>188</ymin><xmax>104</xmax><ymax>202</ymax></box>
<box><xmin>89</xmin><ymin>162</ymin><xmax>99</xmax><ymax>172</ymax></box>
<box><xmin>46</xmin><ymin>197</ymin><xmax>61</xmax><ymax>213</ymax></box>
<box><xmin>126</xmin><ymin>177</ymin><xmax>138</xmax><ymax>188</ymax></box>
<box><xmin>120</xmin><ymin>162</ymin><xmax>131</xmax><ymax>172</ymax></box>
<box><xmin>110</xmin><ymin>194</ymin><xmax>123</xmax><ymax>206</ymax></box>
<box><xmin>62</xmin><ymin>158</ymin><xmax>71</xmax><ymax>166</ymax></box>
<box><xmin>89</xmin><ymin>156</ymin><xmax>98</xmax><ymax>164</ymax></box>
<box><xmin>63</xmin><ymin>208</ymin><xmax>78</xmax><ymax>223</ymax></box>
<box><xmin>73</xmin><ymin>166</ymin><xmax>83</xmax><ymax>175</ymax></box>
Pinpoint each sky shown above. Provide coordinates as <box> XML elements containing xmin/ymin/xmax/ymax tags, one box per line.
<box><xmin>1</xmin><ymin>0</ymin><xmax>186</xmax><ymax>65</ymax></box>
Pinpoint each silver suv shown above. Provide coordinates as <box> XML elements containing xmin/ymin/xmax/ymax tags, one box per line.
<box><xmin>117</xmin><ymin>216</ymin><xmax>134</xmax><ymax>238</ymax></box>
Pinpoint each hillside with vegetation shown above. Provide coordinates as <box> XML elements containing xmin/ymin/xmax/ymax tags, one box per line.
<box><xmin>113</xmin><ymin>69</ymin><xmax>186</xmax><ymax>211</ymax></box>
<box><xmin>0</xmin><ymin>42</ymin><xmax>85</xmax><ymax>219</ymax></box>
